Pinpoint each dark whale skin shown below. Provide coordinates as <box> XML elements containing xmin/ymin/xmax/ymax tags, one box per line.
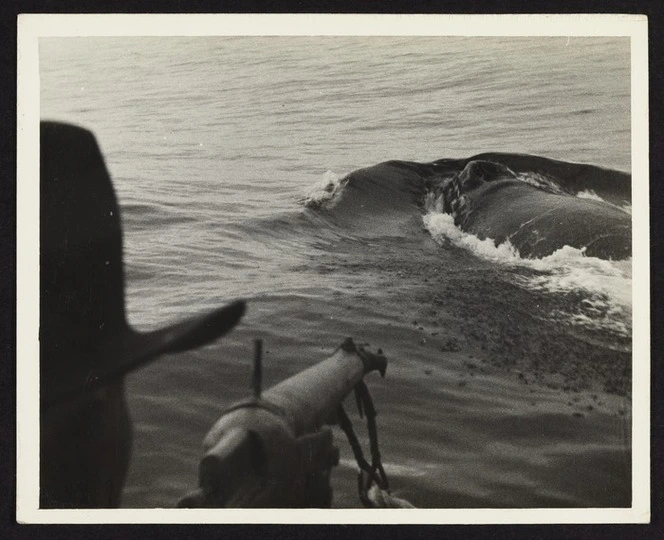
<box><xmin>324</xmin><ymin>156</ymin><xmax>631</xmax><ymax>261</ymax></box>
<box><xmin>455</xmin><ymin>175</ymin><xmax>631</xmax><ymax>260</ymax></box>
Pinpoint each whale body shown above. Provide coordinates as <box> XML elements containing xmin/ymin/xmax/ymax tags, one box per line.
<box><xmin>434</xmin><ymin>159</ymin><xmax>631</xmax><ymax>260</ymax></box>
<box><xmin>320</xmin><ymin>153</ymin><xmax>631</xmax><ymax>261</ymax></box>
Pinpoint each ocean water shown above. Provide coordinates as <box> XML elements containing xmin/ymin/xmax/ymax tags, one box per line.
<box><xmin>40</xmin><ymin>36</ymin><xmax>633</xmax><ymax>509</ymax></box>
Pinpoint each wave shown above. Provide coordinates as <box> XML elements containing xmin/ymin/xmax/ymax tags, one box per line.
<box><xmin>302</xmin><ymin>170</ymin><xmax>349</xmax><ymax>209</ymax></box>
<box><xmin>304</xmin><ymin>154</ymin><xmax>630</xmax><ymax>252</ymax></box>
<box><xmin>423</xmin><ymin>211</ymin><xmax>631</xmax><ymax>337</ymax></box>
<box><xmin>302</xmin><ymin>153</ymin><xmax>632</xmax><ymax>336</ymax></box>
<box><xmin>122</xmin><ymin>200</ymin><xmax>198</xmax><ymax>228</ymax></box>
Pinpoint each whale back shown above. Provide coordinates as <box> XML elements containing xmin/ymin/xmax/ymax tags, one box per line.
<box><xmin>436</xmin><ymin>159</ymin><xmax>631</xmax><ymax>260</ymax></box>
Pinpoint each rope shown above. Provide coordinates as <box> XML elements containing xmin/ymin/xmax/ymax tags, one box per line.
<box><xmin>337</xmin><ymin>381</ymin><xmax>416</xmax><ymax>509</ymax></box>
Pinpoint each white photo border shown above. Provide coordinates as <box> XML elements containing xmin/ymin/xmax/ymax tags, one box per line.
<box><xmin>16</xmin><ymin>13</ymin><xmax>650</xmax><ymax>524</ymax></box>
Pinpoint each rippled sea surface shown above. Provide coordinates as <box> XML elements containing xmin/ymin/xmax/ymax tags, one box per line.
<box><xmin>40</xmin><ymin>36</ymin><xmax>632</xmax><ymax>509</ymax></box>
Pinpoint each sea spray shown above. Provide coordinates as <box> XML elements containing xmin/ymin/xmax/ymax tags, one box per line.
<box><xmin>423</xmin><ymin>211</ymin><xmax>521</xmax><ymax>262</ymax></box>
<box><xmin>576</xmin><ymin>189</ymin><xmax>605</xmax><ymax>202</ymax></box>
<box><xmin>423</xmin><ymin>210</ymin><xmax>632</xmax><ymax>336</ymax></box>
<box><xmin>302</xmin><ymin>170</ymin><xmax>349</xmax><ymax>208</ymax></box>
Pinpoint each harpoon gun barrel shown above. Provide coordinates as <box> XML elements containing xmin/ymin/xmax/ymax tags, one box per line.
<box><xmin>178</xmin><ymin>338</ymin><xmax>387</xmax><ymax>508</ymax></box>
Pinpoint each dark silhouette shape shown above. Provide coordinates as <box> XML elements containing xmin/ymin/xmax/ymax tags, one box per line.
<box><xmin>40</xmin><ymin>121</ymin><xmax>246</xmax><ymax>508</ymax></box>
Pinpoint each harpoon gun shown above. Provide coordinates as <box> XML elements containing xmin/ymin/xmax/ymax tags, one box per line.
<box><xmin>178</xmin><ymin>338</ymin><xmax>390</xmax><ymax>508</ymax></box>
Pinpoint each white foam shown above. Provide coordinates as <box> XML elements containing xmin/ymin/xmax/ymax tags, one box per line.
<box><xmin>424</xmin><ymin>212</ymin><xmax>521</xmax><ymax>262</ymax></box>
<box><xmin>576</xmin><ymin>189</ymin><xmax>605</xmax><ymax>201</ymax></box>
<box><xmin>423</xmin><ymin>211</ymin><xmax>632</xmax><ymax>336</ymax></box>
<box><xmin>516</xmin><ymin>171</ymin><xmax>565</xmax><ymax>194</ymax></box>
<box><xmin>576</xmin><ymin>189</ymin><xmax>633</xmax><ymax>216</ymax></box>
<box><xmin>302</xmin><ymin>170</ymin><xmax>348</xmax><ymax>208</ymax></box>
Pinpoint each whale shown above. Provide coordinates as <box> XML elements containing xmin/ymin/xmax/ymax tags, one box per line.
<box><xmin>432</xmin><ymin>158</ymin><xmax>632</xmax><ymax>260</ymax></box>
<box><xmin>318</xmin><ymin>153</ymin><xmax>631</xmax><ymax>261</ymax></box>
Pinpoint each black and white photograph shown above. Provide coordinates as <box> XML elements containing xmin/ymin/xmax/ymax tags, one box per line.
<box><xmin>16</xmin><ymin>14</ymin><xmax>649</xmax><ymax>523</ymax></box>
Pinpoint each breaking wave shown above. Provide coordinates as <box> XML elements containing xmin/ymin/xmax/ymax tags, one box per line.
<box><xmin>301</xmin><ymin>154</ymin><xmax>633</xmax><ymax>337</ymax></box>
<box><xmin>302</xmin><ymin>170</ymin><xmax>349</xmax><ymax>209</ymax></box>
<box><xmin>423</xmin><ymin>210</ymin><xmax>631</xmax><ymax>336</ymax></box>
